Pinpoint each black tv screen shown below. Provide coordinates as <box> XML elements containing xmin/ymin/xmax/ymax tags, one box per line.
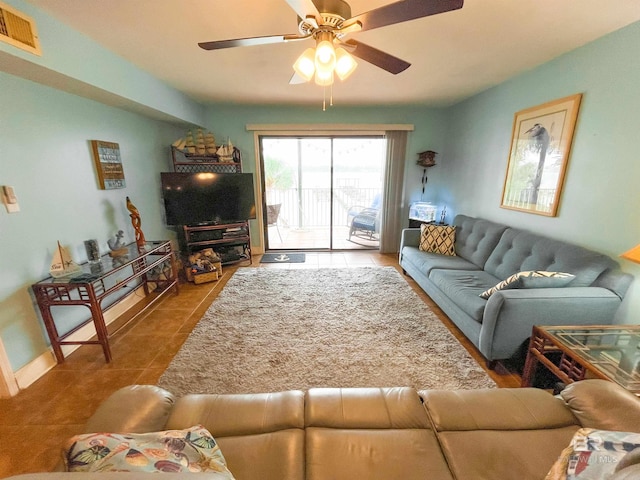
<box><xmin>161</xmin><ymin>172</ymin><xmax>256</xmax><ymax>225</ymax></box>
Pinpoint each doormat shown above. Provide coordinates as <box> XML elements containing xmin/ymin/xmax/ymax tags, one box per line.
<box><xmin>260</xmin><ymin>253</ymin><xmax>306</xmax><ymax>263</ymax></box>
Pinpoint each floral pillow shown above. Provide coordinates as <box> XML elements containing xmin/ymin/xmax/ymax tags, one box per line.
<box><xmin>63</xmin><ymin>424</ymin><xmax>235</xmax><ymax>478</ymax></box>
<box><xmin>545</xmin><ymin>428</ymin><xmax>640</xmax><ymax>479</ymax></box>
<box><xmin>480</xmin><ymin>270</ymin><xmax>575</xmax><ymax>299</ymax></box>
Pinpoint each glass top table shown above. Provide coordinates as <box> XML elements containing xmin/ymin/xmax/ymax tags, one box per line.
<box><xmin>521</xmin><ymin>325</ymin><xmax>640</xmax><ymax>393</ymax></box>
<box><xmin>32</xmin><ymin>241</ymin><xmax>178</xmax><ymax>363</ymax></box>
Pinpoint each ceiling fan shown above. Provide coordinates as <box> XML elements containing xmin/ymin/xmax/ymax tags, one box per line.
<box><xmin>199</xmin><ymin>0</ymin><xmax>464</xmax><ymax>87</ymax></box>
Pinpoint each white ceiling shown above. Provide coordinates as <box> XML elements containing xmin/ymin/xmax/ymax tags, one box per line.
<box><xmin>26</xmin><ymin>0</ymin><xmax>640</xmax><ymax>108</ymax></box>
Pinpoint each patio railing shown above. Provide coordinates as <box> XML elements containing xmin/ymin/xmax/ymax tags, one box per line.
<box><xmin>266</xmin><ymin>187</ymin><xmax>381</xmax><ymax>228</ymax></box>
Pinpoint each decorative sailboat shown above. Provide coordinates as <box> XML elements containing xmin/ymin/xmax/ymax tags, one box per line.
<box><xmin>216</xmin><ymin>138</ymin><xmax>235</xmax><ymax>163</ymax></box>
<box><xmin>50</xmin><ymin>241</ymin><xmax>82</xmax><ymax>278</ymax></box>
<box><xmin>204</xmin><ymin>131</ymin><xmax>216</xmax><ymax>155</ymax></box>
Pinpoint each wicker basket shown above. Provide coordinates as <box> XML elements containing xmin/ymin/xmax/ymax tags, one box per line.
<box><xmin>185</xmin><ymin>261</ymin><xmax>222</xmax><ymax>283</ymax></box>
<box><xmin>192</xmin><ymin>270</ymin><xmax>219</xmax><ymax>284</ymax></box>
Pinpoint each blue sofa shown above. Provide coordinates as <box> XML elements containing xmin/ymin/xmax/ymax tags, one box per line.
<box><xmin>399</xmin><ymin>215</ymin><xmax>633</xmax><ymax>365</ymax></box>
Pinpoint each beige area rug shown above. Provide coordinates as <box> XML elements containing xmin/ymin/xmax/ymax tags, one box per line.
<box><xmin>158</xmin><ymin>267</ymin><xmax>496</xmax><ymax>395</ymax></box>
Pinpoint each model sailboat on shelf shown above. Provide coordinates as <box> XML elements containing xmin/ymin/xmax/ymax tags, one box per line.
<box><xmin>50</xmin><ymin>241</ymin><xmax>82</xmax><ymax>278</ymax></box>
<box><xmin>216</xmin><ymin>138</ymin><xmax>235</xmax><ymax>163</ymax></box>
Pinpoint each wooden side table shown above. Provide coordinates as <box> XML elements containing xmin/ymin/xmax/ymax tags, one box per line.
<box><xmin>32</xmin><ymin>241</ymin><xmax>179</xmax><ymax>363</ymax></box>
<box><xmin>521</xmin><ymin>325</ymin><xmax>640</xmax><ymax>394</ymax></box>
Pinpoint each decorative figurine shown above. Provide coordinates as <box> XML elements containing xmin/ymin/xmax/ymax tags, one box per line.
<box><xmin>440</xmin><ymin>206</ymin><xmax>447</xmax><ymax>225</ymax></box>
<box><xmin>107</xmin><ymin>230</ymin><xmax>127</xmax><ymax>257</ymax></box>
<box><xmin>126</xmin><ymin>197</ymin><xmax>146</xmax><ymax>249</ymax></box>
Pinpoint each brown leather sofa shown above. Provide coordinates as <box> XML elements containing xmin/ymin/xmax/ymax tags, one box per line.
<box><xmin>11</xmin><ymin>379</ymin><xmax>640</xmax><ymax>480</ymax></box>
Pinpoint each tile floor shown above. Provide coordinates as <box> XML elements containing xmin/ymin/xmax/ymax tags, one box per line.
<box><xmin>0</xmin><ymin>251</ymin><xmax>520</xmax><ymax>478</ymax></box>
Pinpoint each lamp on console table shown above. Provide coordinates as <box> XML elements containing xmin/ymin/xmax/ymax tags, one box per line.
<box><xmin>621</xmin><ymin>244</ymin><xmax>640</xmax><ymax>264</ymax></box>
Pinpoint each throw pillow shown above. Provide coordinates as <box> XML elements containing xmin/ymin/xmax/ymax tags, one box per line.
<box><xmin>479</xmin><ymin>270</ymin><xmax>575</xmax><ymax>299</ymax></box>
<box><xmin>419</xmin><ymin>224</ymin><xmax>456</xmax><ymax>256</ymax></box>
<box><xmin>63</xmin><ymin>424</ymin><xmax>235</xmax><ymax>478</ymax></box>
<box><xmin>545</xmin><ymin>428</ymin><xmax>640</xmax><ymax>479</ymax></box>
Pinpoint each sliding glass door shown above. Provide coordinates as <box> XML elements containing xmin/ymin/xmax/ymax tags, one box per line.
<box><xmin>260</xmin><ymin>135</ymin><xmax>386</xmax><ymax>250</ymax></box>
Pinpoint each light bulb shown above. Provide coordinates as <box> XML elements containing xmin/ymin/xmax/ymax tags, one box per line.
<box><xmin>335</xmin><ymin>47</ymin><xmax>357</xmax><ymax>81</ymax></box>
<box><xmin>314</xmin><ymin>31</ymin><xmax>336</xmax><ymax>72</ymax></box>
<box><xmin>314</xmin><ymin>68</ymin><xmax>333</xmax><ymax>86</ymax></box>
<box><xmin>293</xmin><ymin>48</ymin><xmax>316</xmax><ymax>82</ymax></box>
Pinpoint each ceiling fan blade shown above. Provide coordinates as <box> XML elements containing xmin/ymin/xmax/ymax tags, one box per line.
<box><xmin>344</xmin><ymin>39</ymin><xmax>410</xmax><ymax>75</ymax></box>
<box><xmin>285</xmin><ymin>0</ymin><xmax>322</xmax><ymax>23</ymax></box>
<box><xmin>289</xmin><ymin>72</ymin><xmax>308</xmax><ymax>84</ymax></box>
<box><xmin>350</xmin><ymin>0</ymin><xmax>463</xmax><ymax>33</ymax></box>
<box><xmin>199</xmin><ymin>33</ymin><xmax>304</xmax><ymax>50</ymax></box>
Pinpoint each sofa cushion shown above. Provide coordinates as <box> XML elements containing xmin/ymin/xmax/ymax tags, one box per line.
<box><xmin>453</xmin><ymin>215</ymin><xmax>509</xmax><ymax>268</ymax></box>
<box><xmin>421</xmin><ymin>387</ymin><xmax>580</xmax><ymax>480</ymax></box>
<box><xmin>63</xmin><ymin>425</ymin><xmax>234</xmax><ymax>478</ymax></box>
<box><xmin>166</xmin><ymin>390</ymin><xmax>304</xmax><ymax>436</ymax></box>
<box><xmin>401</xmin><ymin>246</ymin><xmax>480</xmax><ymax>276</ymax></box>
<box><xmin>484</xmin><ymin>228</ymin><xmax>616</xmax><ymax>286</ymax></box>
<box><xmin>304</xmin><ymin>388</ymin><xmax>453</xmax><ymax>480</ymax></box>
<box><xmin>165</xmin><ymin>391</ymin><xmax>305</xmax><ymax>480</ymax></box>
<box><xmin>429</xmin><ymin>269</ymin><xmax>500</xmax><ymax>321</ymax></box>
<box><xmin>419</xmin><ymin>224</ymin><xmax>456</xmax><ymax>256</ymax></box>
<box><xmin>305</xmin><ymin>387</ymin><xmax>431</xmax><ymax>429</ymax></box>
<box><xmin>479</xmin><ymin>271</ymin><xmax>576</xmax><ymax>299</ymax></box>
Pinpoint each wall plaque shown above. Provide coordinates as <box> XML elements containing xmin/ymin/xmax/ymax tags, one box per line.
<box><xmin>91</xmin><ymin>140</ymin><xmax>126</xmax><ymax>190</ymax></box>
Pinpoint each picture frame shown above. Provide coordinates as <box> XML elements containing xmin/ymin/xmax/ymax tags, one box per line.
<box><xmin>500</xmin><ymin>94</ymin><xmax>582</xmax><ymax>216</ymax></box>
<box><xmin>91</xmin><ymin>140</ymin><xmax>126</xmax><ymax>190</ymax></box>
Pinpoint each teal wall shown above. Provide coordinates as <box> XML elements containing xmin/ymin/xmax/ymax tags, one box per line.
<box><xmin>204</xmin><ymin>104</ymin><xmax>448</xmax><ymax>244</ymax></box>
<box><xmin>0</xmin><ymin>72</ymin><xmax>184</xmax><ymax>370</ymax></box>
<box><xmin>439</xmin><ymin>21</ymin><xmax>640</xmax><ymax>323</ymax></box>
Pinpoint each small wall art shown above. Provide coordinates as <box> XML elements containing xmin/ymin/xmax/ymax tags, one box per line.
<box><xmin>500</xmin><ymin>94</ymin><xmax>582</xmax><ymax>217</ymax></box>
<box><xmin>91</xmin><ymin>140</ymin><xmax>126</xmax><ymax>189</ymax></box>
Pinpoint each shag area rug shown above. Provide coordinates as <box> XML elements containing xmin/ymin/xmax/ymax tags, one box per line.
<box><xmin>158</xmin><ymin>267</ymin><xmax>496</xmax><ymax>395</ymax></box>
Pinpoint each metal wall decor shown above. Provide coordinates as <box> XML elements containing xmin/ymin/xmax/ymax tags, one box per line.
<box><xmin>417</xmin><ymin>150</ymin><xmax>437</xmax><ymax>197</ymax></box>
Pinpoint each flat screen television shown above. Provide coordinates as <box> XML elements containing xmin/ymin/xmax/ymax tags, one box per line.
<box><xmin>161</xmin><ymin>172</ymin><xmax>256</xmax><ymax>226</ymax></box>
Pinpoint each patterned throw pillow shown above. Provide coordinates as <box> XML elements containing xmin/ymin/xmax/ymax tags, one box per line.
<box><xmin>63</xmin><ymin>425</ymin><xmax>235</xmax><ymax>478</ymax></box>
<box><xmin>479</xmin><ymin>270</ymin><xmax>575</xmax><ymax>299</ymax></box>
<box><xmin>545</xmin><ymin>428</ymin><xmax>640</xmax><ymax>479</ymax></box>
<box><xmin>419</xmin><ymin>224</ymin><xmax>456</xmax><ymax>256</ymax></box>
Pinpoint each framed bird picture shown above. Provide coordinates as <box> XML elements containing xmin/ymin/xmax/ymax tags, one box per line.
<box><xmin>500</xmin><ymin>94</ymin><xmax>582</xmax><ymax>216</ymax></box>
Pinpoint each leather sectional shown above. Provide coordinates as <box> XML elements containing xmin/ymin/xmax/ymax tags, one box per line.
<box><xmin>11</xmin><ymin>379</ymin><xmax>639</xmax><ymax>480</ymax></box>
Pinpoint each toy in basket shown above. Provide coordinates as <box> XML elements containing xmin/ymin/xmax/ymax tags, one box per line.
<box><xmin>186</xmin><ymin>249</ymin><xmax>222</xmax><ymax>284</ymax></box>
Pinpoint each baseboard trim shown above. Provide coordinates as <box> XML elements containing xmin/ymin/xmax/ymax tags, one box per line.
<box><xmin>13</xmin><ymin>286</ymin><xmax>147</xmax><ymax>392</ymax></box>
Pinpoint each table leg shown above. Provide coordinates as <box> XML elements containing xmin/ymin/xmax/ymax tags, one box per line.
<box><xmin>87</xmin><ymin>294</ymin><xmax>112</xmax><ymax>363</ymax></box>
<box><xmin>521</xmin><ymin>336</ymin><xmax>539</xmax><ymax>387</ymax></box>
<box><xmin>40</xmin><ymin>305</ymin><xmax>65</xmax><ymax>363</ymax></box>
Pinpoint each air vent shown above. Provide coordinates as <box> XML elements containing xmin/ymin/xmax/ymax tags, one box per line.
<box><xmin>0</xmin><ymin>1</ymin><xmax>41</xmax><ymax>56</ymax></box>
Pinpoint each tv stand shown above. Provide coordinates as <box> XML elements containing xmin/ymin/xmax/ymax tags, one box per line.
<box><xmin>181</xmin><ymin>221</ymin><xmax>252</xmax><ymax>266</ymax></box>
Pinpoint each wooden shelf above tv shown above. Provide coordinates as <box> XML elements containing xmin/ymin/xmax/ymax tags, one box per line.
<box><xmin>171</xmin><ymin>145</ymin><xmax>242</xmax><ymax>173</ymax></box>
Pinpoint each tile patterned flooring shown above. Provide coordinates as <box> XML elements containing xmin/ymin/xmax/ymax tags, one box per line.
<box><xmin>0</xmin><ymin>252</ymin><xmax>520</xmax><ymax>478</ymax></box>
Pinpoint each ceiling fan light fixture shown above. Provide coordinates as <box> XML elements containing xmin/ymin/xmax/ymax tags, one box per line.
<box><xmin>314</xmin><ymin>31</ymin><xmax>336</xmax><ymax>71</ymax></box>
<box><xmin>293</xmin><ymin>47</ymin><xmax>316</xmax><ymax>82</ymax></box>
<box><xmin>314</xmin><ymin>68</ymin><xmax>334</xmax><ymax>86</ymax></box>
<box><xmin>334</xmin><ymin>47</ymin><xmax>357</xmax><ymax>81</ymax></box>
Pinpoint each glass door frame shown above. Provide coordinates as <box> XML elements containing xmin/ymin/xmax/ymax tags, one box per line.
<box><xmin>258</xmin><ymin>134</ymin><xmax>385</xmax><ymax>252</ymax></box>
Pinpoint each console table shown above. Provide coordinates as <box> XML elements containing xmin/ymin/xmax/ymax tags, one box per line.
<box><xmin>521</xmin><ymin>325</ymin><xmax>640</xmax><ymax>394</ymax></box>
<box><xmin>32</xmin><ymin>241</ymin><xmax>178</xmax><ymax>363</ymax></box>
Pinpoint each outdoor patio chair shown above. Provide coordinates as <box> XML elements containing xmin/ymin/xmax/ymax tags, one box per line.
<box><xmin>347</xmin><ymin>206</ymin><xmax>379</xmax><ymax>242</ymax></box>
<box><xmin>266</xmin><ymin>204</ymin><xmax>282</xmax><ymax>241</ymax></box>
